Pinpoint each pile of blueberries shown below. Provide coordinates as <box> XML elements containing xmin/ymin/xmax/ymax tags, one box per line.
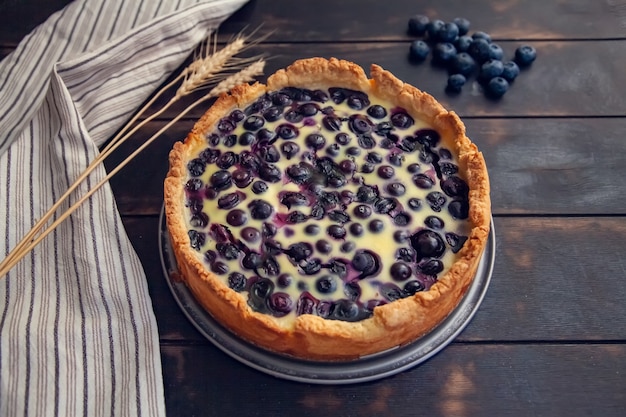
<box><xmin>407</xmin><ymin>15</ymin><xmax>537</xmax><ymax>98</ymax></box>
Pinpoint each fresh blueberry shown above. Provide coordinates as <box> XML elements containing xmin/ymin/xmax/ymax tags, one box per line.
<box><xmin>446</xmin><ymin>73</ymin><xmax>467</xmax><ymax>93</ymax></box>
<box><xmin>486</xmin><ymin>76</ymin><xmax>509</xmax><ymax>98</ymax></box>
<box><xmin>432</xmin><ymin>42</ymin><xmax>457</xmax><ymax>66</ymax></box>
<box><xmin>501</xmin><ymin>61</ymin><xmax>520</xmax><ymax>82</ymax></box>
<box><xmin>454</xmin><ymin>35</ymin><xmax>473</xmax><ymax>52</ymax></box>
<box><xmin>472</xmin><ymin>31</ymin><xmax>492</xmax><ymax>43</ymax></box>
<box><xmin>489</xmin><ymin>43</ymin><xmax>504</xmax><ymax>60</ymax></box>
<box><xmin>479</xmin><ymin>59</ymin><xmax>504</xmax><ymax>83</ymax></box>
<box><xmin>408</xmin><ymin>14</ymin><xmax>430</xmax><ymax>36</ymax></box>
<box><xmin>280</xmin><ymin>141</ymin><xmax>300</xmax><ymax>159</ymax></box>
<box><xmin>212</xmin><ymin>260</ymin><xmax>231</xmax><ymax>275</ymax></box>
<box><xmin>436</xmin><ymin>22</ymin><xmax>459</xmax><ymax>43</ymax></box>
<box><xmin>426</xmin><ymin>19</ymin><xmax>445</xmax><ymax>41</ymax></box>
<box><xmin>467</xmin><ymin>38</ymin><xmax>491</xmax><ymax>63</ymax></box>
<box><xmin>514</xmin><ymin>44</ymin><xmax>537</xmax><ymax>67</ymax></box>
<box><xmin>315</xmin><ymin>239</ymin><xmax>333</xmax><ymax>254</ymax></box>
<box><xmin>450</xmin><ymin>52</ymin><xmax>476</xmax><ymax>76</ymax></box>
<box><xmin>409</xmin><ymin>40</ymin><xmax>430</xmax><ymax>63</ymax></box>
<box><xmin>453</xmin><ymin>17</ymin><xmax>470</xmax><ymax>36</ymax></box>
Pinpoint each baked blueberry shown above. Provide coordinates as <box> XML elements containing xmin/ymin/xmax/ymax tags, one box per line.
<box><xmin>251</xmin><ymin>181</ymin><xmax>268</xmax><ymax>194</ymax></box>
<box><xmin>211</xmin><ymin>260</ymin><xmax>229</xmax><ymax>275</ymax></box>
<box><xmin>243</xmin><ymin>115</ymin><xmax>264</xmax><ymax>131</ymax></box>
<box><xmin>248</xmin><ymin>199</ymin><xmax>273</xmax><ymax>220</ymax></box>
<box><xmin>226</xmin><ymin>209</ymin><xmax>247</xmax><ymax>226</ymax></box>
<box><xmin>285</xmin><ymin>242</ymin><xmax>313</xmax><ymax>262</ymax></box>
<box><xmin>228</xmin><ymin>272</ymin><xmax>247</xmax><ymax>292</ymax></box>
<box><xmin>316</xmin><ymin>276</ymin><xmax>337</xmax><ymax>294</ymax></box>
<box><xmin>276</xmin><ymin>123</ymin><xmax>299</xmax><ymax>139</ymax></box>
<box><xmin>390</xmin><ymin>262</ymin><xmax>412</xmax><ymax>281</ymax></box>
<box><xmin>268</xmin><ymin>292</ymin><xmax>293</xmax><ymax>317</ymax></box>
<box><xmin>187</xmin><ymin>158</ymin><xmax>206</xmax><ymax>177</ymax></box>
<box><xmin>410</xmin><ymin>229</ymin><xmax>446</xmax><ymax>261</ymax></box>
<box><xmin>426</xmin><ymin>191</ymin><xmax>447</xmax><ymax>212</ymax></box>
<box><xmin>281</xmin><ymin>141</ymin><xmax>300</xmax><ymax>159</ymax></box>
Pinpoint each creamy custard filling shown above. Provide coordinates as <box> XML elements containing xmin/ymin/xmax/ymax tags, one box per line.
<box><xmin>182</xmin><ymin>87</ymin><xmax>470</xmax><ymax>324</ymax></box>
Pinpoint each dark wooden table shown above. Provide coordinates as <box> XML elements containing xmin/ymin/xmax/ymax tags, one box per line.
<box><xmin>3</xmin><ymin>0</ymin><xmax>626</xmax><ymax>415</ymax></box>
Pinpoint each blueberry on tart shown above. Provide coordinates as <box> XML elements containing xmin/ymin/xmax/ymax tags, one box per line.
<box><xmin>164</xmin><ymin>57</ymin><xmax>491</xmax><ymax>360</ymax></box>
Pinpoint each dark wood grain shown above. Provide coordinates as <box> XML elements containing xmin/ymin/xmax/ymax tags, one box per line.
<box><xmin>220</xmin><ymin>0</ymin><xmax>626</xmax><ymax>42</ymax></box>
<box><xmin>106</xmin><ymin>117</ymin><xmax>626</xmax><ymax>216</ymax></box>
<box><xmin>159</xmin><ymin>343</ymin><xmax>626</xmax><ymax>417</ymax></box>
<box><xmin>137</xmin><ymin>40</ymin><xmax>626</xmax><ymax>120</ymax></box>
<box><xmin>0</xmin><ymin>0</ymin><xmax>73</xmax><ymax>45</ymax></box>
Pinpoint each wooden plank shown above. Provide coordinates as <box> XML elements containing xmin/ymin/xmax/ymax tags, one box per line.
<box><xmin>159</xmin><ymin>343</ymin><xmax>626</xmax><ymax>417</ymax></box>
<box><xmin>124</xmin><ymin>216</ymin><xmax>626</xmax><ymax>343</ymax></box>
<box><xmin>106</xmin><ymin>117</ymin><xmax>626</xmax><ymax>216</ymax></box>
<box><xmin>0</xmin><ymin>0</ymin><xmax>72</xmax><ymax>45</ymax></box>
<box><xmin>219</xmin><ymin>0</ymin><xmax>626</xmax><ymax>42</ymax></box>
<box><xmin>134</xmin><ymin>40</ymin><xmax>626</xmax><ymax>120</ymax></box>
<box><xmin>2</xmin><ymin>0</ymin><xmax>626</xmax><ymax>47</ymax></box>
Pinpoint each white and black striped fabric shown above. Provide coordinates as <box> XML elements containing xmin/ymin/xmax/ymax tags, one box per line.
<box><xmin>0</xmin><ymin>0</ymin><xmax>248</xmax><ymax>415</ymax></box>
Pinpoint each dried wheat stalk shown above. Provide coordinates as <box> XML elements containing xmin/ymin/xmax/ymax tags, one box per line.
<box><xmin>0</xmin><ymin>31</ymin><xmax>266</xmax><ymax>278</ymax></box>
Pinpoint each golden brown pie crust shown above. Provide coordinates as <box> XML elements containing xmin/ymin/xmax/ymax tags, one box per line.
<box><xmin>164</xmin><ymin>57</ymin><xmax>491</xmax><ymax>361</ymax></box>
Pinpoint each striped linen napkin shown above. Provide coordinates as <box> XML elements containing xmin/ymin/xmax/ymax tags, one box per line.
<box><xmin>0</xmin><ymin>0</ymin><xmax>248</xmax><ymax>416</ymax></box>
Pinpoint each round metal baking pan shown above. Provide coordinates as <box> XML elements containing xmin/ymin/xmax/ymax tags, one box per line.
<box><xmin>159</xmin><ymin>207</ymin><xmax>495</xmax><ymax>384</ymax></box>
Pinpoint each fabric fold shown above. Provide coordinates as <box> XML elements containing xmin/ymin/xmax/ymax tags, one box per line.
<box><xmin>0</xmin><ymin>0</ymin><xmax>249</xmax><ymax>416</ymax></box>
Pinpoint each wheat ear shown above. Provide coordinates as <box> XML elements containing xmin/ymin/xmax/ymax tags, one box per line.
<box><xmin>0</xmin><ymin>59</ymin><xmax>266</xmax><ymax>278</ymax></box>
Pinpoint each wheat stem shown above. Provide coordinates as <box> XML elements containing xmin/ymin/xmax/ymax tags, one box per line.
<box><xmin>0</xmin><ymin>59</ymin><xmax>265</xmax><ymax>278</ymax></box>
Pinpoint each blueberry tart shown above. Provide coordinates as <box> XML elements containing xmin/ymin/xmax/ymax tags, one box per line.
<box><xmin>164</xmin><ymin>58</ymin><xmax>491</xmax><ymax>360</ymax></box>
